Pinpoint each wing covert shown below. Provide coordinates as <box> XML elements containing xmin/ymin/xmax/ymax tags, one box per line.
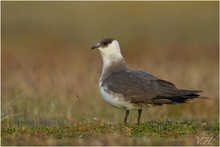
<box><xmin>102</xmin><ymin>70</ymin><xmax>159</xmax><ymax>102</ymax></box>
<box><xmin>102</xmin><ymin>70</ymin><xmax>199</xmax><ymax>104</ymax></box>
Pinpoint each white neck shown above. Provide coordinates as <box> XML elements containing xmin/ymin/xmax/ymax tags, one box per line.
<box><xmin>98</xmin><ymin>40</ymin><xmax>128</xmax><ymax>83</ymax></box>
<box><xmin>99</xmin><ymin>52</ymin><xmax>128</xmax><ymax>83</ymax></box>
<box><xmin>101</xmin><ymin>52</ymin><xmax>124</xmax><ymax>71</ymax></box>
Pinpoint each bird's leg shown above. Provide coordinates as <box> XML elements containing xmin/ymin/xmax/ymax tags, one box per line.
<box><xmin>137</xmin><ymin>109</ymin><xmax>142</xmax><ymax>125</ymax></box>
<box><xmin>124</xmin><ymin>110</ymin><xmax>130</xmax><ymax>123</ymax></box>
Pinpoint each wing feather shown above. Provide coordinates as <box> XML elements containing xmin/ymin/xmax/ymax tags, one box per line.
<box><xmin>102</xmin><ymin>70</ymin><xmax>201</xmax><ymax>105</ymax></box>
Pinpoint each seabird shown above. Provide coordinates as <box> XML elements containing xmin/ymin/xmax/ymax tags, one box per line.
<box><xmin>91</xmin><ymin>38</ymin><xmax>202</xmax><ymax>124</ymax></box>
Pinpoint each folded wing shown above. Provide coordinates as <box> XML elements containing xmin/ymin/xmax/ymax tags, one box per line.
<box><xmin>102</xmin><ymin>70</ymin><xmax>202</xmax><ymax>105</ymax></box>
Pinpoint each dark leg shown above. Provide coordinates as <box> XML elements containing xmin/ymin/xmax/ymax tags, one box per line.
<box><xmin>137</xmin><ymin>109</ymin><xmax>142</xmax><ymax>124</ymax></box>
<box><xmin>124</xmin><ymin>110</ymin><xmax>130</xmax><ymax>123</ymax></box>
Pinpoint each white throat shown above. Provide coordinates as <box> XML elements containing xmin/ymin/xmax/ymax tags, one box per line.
<box><xmin>101</xmin><ymin>52</ymin><xmax>124</xmax><ymax>71</ymax></box>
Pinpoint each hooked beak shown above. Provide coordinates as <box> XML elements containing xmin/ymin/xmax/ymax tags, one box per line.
<box><xmin>91</xmin><ymin>43</ymin><xmax>100</xmax><ymax>50</ymax></box>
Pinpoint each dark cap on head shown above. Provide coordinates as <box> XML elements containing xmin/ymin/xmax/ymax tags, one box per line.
<box><xmin>91</xmin><ymin>38</ymin><xmax>114</xmax><ymax>50</ymax></box>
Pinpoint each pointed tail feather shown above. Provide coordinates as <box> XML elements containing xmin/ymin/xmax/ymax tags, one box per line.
<box><xmin>166</xmin><ymin>90</ymin><xmax>204</xmax><ymax>104</ymax></box>
<box><xmin>152</xmin><ymin>90</ymin><xmax>205</xmax><ymax>105</ymax></box>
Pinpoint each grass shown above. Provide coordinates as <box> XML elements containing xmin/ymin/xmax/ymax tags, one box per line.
<box><xmin>1</xmin><ymin>1</ymin><xmax>219</xmax><ymax>146</ymax></box>
<box><xmin>1</xmin><ymin>120</ymin><xmax>219</xmax><ymax>145</ymax></box>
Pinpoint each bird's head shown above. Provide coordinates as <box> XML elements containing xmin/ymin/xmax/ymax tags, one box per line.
<box><xmin>91</xmin><ymin>38</ymin><xmax>121</xmax><ymax>57</ymax></box>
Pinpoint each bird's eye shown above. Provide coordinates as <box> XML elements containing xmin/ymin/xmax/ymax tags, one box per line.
<box><xmin>101</xmin><ymin>38</ymin><xmax>113</xmax><ymax>46</ymax></box>
<box><xmin>103</xmin><ymin>41</ymin><xmax>109</xmax><ymax>46</ymax></box>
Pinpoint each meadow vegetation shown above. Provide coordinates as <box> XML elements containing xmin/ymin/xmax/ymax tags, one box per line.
<box><xmin>1</xmin><ymin>1</ymin><xmax>219</xmax><ymax>145</ymax></box>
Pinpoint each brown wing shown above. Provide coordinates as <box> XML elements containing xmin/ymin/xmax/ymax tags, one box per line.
<box><xmin>102</xmin><ymin>70</ymin><xmax>202</xmax><ymax>105</ymax></box>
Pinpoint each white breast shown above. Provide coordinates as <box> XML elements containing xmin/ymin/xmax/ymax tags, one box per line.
<box><xmin>99</xmin><ymin>82</ymin><xmax>139</xmax><ymax>110</ymax></box>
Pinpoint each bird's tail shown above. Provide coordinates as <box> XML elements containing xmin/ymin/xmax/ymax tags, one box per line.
<box><xmin>165</xmin><ymin>90</ymin><xmax>205</xmax><ymax>104</ymax></box>
<box><xmin>150</xmin><ymin>90</ymin><xmax>207</xmax><ymax>105</ymax></box>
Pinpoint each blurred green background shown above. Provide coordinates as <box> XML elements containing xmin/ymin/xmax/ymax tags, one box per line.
<box><xmin>1</xmin><ymin>1</ymin><xmax>219</xmax><ymax>127</ymax></box>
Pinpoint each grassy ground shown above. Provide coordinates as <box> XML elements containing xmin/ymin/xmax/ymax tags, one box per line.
<box><xmin>2</xmin><ymin>121</ymin><xmax>219</xmax><ymax>145</ymax></box>
<box><xmin>1</xmin><ymin>1</ymin><xmax>219</xmax><ymax>146</ymax></box>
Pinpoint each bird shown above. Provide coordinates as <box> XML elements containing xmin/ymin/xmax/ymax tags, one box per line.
<box><xmin>91</xmin><ymin>38</ymin><xmax>202</xmax><ymax>124</ymax></box>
